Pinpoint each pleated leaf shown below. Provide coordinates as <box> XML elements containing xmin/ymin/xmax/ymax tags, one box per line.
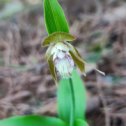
<box><xmin>58</xmin><ymin>70</ymin><xmax>87</xmax><ymax>123</ymax></box>
<box><xmin>57</xmin><ymin>78</ymin><xmax>73</xmax><ymax>123</ymax></box>
<box><xmin>0</xmin><ymin>115</ymin><xmax>67</xmax><ymax>126</ymax></box>
<box><xmin>44</xmin><ymin>0</ymin><xmax>69</xmax><ymax>34</ymax></box>
<box><xmin>42</xmin><ymin>32</ymin><xmax>76</xmax><ymax>46</ymax></box>
<box><xmin>71</xmin><ymin>70</ymin><xmax>87</xmax><ymax>119</ymax></box>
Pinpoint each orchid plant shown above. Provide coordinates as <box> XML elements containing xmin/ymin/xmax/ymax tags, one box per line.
<box><xmin>0</xmin><ymin>0</ymin><xmax>100</xmax><ymax>125</ymax></box>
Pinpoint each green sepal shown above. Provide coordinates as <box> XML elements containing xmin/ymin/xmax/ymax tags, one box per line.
<box><xmin>65</xmin><ymin>42</ymin><xmax>85</xmax><ymax>61</ymax></box>
<box><xmin>65</xmin><ymin>42</ymin><xmax>85</xmax><ymax>72</ymax></box>
<box><xmin>45</xmin><ymin>44</ymin><xmax>54</xmax><ymax>60</ymax></box>
<box><xmin>42</xmin><ymin>32</ymin><xmax>76</xmax><ymax>46</ymax></box>
<box><xmin>69</xmin><ymin>51</ymin><xmax>85</xmax><ymax>72</ymax></box>
<box><xmin>0</xmin><ymin>115</ymin><xmax>67</xmax><ymax>126</ymax></box>
<box><xmin>43</xmin><ymin>0</ymin><xmax>69</xmax><ymax>34</ymax></box>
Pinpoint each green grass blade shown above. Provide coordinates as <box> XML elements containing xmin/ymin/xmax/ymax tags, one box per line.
<box><xmin>0</xmin><ymin>115</ymin><xmax>66</xmax><ymax>126</ymax></box>
<box><xmin>43</xmin><ymin>0</ymin><xmax>69</xmax><ymax>34</ymax></box>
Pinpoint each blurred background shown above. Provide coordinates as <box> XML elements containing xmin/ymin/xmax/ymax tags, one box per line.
<box><xmin>0</xmin><ymin>0</ymin><xmax>126</xmax><ymax>126</ymax></box>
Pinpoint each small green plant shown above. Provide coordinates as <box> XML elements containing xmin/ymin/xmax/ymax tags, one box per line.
<box><xmin>0</xmin><ymin>0</ymin><xmax>89</xmax><ymax>125</ymax></box>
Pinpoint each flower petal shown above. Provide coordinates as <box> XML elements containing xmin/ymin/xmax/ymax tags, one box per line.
<box><xmin>65</xmin><ymin>42</ymin><xmax>85</xmax><ymax>72</ymax></box>
<box><xmin>45</xmin><ymin>44</ymin><xmax>54</xmax><ymax>60</ymax></box>
<box><xmin>48</xmin><ymin>56</ymin><xmax>57</xmax><ymax>84</ymax></box>
<box><xmin>42</xmin><ymin>32</ymin><xmax>76</xmax><ymax>46</ymax></box>
<box><xmin>69</xmin><ymin>50</ymin><xmax>85</xmax><ymax>72</ymax></box>
<box><xmin>65</xmin><ymin>42</ymin><xmax>83</xmax><ymax>59</ymax></box>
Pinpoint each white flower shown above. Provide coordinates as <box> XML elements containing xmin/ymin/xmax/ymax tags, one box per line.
<box><xmin>42</xmin><ymin>32</ymin><xmax>105</xmax><ymax>84</ymax></box>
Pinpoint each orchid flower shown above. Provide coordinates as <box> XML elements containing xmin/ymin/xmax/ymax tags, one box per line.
<box><xmin>42</xmin><ymin>32</ymin><xmax>104</xmax><ymax>83</ymax></box>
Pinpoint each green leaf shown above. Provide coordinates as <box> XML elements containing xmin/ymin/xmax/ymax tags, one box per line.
<box><xmin>0</xmin><ymin>115</ymin><xmax>67</xmax><ymax>126</ymax></box>
<box><xmin>75</xmin><ymin>119</ymin><xmax>88</xmax><ymax>126</ymax></box>
<box><xmin>43</xmin><ymin>0</ymin><xmax>69</xmax><ymax>34</ymax></box>
<box><xmin>71</xmin><ymin>70</ymin><xmax>87</xmax><ymax>119</ymax></box>
<box><xmin>57</xmin><ymin>78</ymin><xmax>73</xmax><ymax>123</ymax></box>
<box><xmin>42</xmin><ymin>32</ymin><xmax>76</xmax><ymax>46</ymax></box>
<box><xmin>57</xmin><ymin>70</ymin><xmax>87</xmax><ymax>124</ymax></box>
